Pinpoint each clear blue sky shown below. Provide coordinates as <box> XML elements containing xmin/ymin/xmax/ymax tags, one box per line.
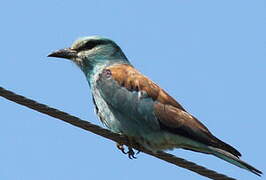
<box><xmin>0</xmin><ymin>1</ymin><xmax>265</xmax><ymax>179</ymax></box>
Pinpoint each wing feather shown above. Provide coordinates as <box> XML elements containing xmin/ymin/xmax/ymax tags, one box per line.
<box><xmin>100</xmin><ymin>64</ymin><xmax>241</xmax><ymax>157</ymax></box>
<box><xmin>108</xmin><ymin>64</ymin><xmax>186</xmax><ymax>111</ymax></box>
<box><xmin>154</xmin><ymin>103</ymin><xmax>241</xmax><ymax>157</ymax></box>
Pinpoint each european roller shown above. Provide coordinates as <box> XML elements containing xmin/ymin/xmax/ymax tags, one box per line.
<box><xmin>48</xmin><ymin>36</ymin><xmax>262</xmax><ymax>176</ymax></box>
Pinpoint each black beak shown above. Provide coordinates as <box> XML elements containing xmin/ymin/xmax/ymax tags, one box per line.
<box><xmin>47</xmin><ymin>48</ymin><xmax>77</xmax><ymax>59</ymax></box>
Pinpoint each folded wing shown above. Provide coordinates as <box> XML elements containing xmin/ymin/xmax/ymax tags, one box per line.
<box><xmin>98</xmin><ymin>64</ymin><xmax>241</xmax><ymax>157</ymax></box>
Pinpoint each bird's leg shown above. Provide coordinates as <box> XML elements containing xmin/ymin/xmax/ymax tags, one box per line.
<box><xmin>116</xmin><ymin>143</ymin><xmax>127</xmax><ymax>154</ymax></box>
<box><xmin>116</xmin><ymin>143</ymin><xmax>137</xmax><ymax>159</ymax></box>
<box><xmin>126</xmin><ymin>136</ymin><xmax>141</xmax><ymax>159</ymax></box>
<box><xmin>127</xmin><ymin>147</ymin><xmax>137</xmax><ymax>159</ymax></box>
<box><xmin>116</xmin><ymin>137</ymin><xmax>141</xmax><ymax>159</ymax></box>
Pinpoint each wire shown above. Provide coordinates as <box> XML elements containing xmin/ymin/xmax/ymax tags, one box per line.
<box><xmin>0</xmin><ymin>86</ymin><xmax>236</xmax><ymax>180</ymax></box>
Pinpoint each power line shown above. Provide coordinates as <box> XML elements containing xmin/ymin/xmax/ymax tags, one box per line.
<box><xmin>0</xmin><ymin>86</ymin><xmax>236</xmax><ymax>180</ymax></box>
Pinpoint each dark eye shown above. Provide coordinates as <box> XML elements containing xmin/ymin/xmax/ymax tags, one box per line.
<box><xmin>76</xmin><ymin>40</ymin><xmax>107</xmax><ymax>51</ymax></box>
<box><xmin>77</xmin><ymin>40</ymin><xmax>98</xmax><ymax>51</ymax></box>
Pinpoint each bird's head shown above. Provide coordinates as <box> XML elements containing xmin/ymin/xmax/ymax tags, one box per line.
<box><xmin>48</xmin><ymin>36</ymin><xmax>129</xmax><ymax>75</ymax></box>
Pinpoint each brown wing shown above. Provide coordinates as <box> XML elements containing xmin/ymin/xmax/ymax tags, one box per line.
<box><xmin>107</xmin><ymin>64</ymin><xmax>241</xmax><ymax>157</ymax></box>
<box><xmin>154</xmin><ymin>103</ymin><xmax>241</xmax><ymax>157</ymax></box>
<box><xmin>107</xmin><ymin>64</ymin><xmax>186</xmax><ymax>111</ymax></box>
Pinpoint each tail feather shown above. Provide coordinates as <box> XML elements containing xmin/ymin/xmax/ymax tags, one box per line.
<box><xmin>212</xmin><ymin>137</ymin><xmax>241</xmax><ymax>157</ymax></box>
<box><xmin>209</xmin><ymin>146</ymin><xmax>262</xmax><ymax>176</ymax></box>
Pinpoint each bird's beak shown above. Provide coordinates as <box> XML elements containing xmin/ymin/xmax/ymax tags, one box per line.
<box><xmin>47</xmin><ymin>48</ymin><xmax>77</xmax><ymax>60</ymax></box>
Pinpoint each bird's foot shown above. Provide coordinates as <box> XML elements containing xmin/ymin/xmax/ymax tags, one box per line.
<box><xmin>127</xmin><ymin>147</ymin><xmax>137</xmax><ymax>159</ymax></box>
<box><xmin>116</xmin><ymin>143</ymin><xmax>127</xmax><ymax>154</ymax></box>
<box><xmin>116</xmin><ymin>143</ymin><xmax>140</xmax><ymax>159</ymax></box>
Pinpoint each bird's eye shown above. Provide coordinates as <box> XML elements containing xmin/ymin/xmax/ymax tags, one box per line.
<box><xmin>76</xmin><ymin>40</ymin><xmax>106</xmax><ymax>51</ymax></box>
<box><xmin>77</xmin><ymin>41</ymin><xmax>98</xmax><ymax>51</ymax></box>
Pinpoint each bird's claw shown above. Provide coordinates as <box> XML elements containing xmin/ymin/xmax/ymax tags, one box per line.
<box><xmin>116</xmin><ymin>143</ymin><xmax>127</xmax><ymax>154</ymax></box>
<box><xmin>116</xmin><ymin>143</ymin><xmax>138</xmax><ymax>159</ymax></box>
<box><xmin>127</xmin><ymin>147</ymin><xmax>137</xmax><ymax>159</ymax></box>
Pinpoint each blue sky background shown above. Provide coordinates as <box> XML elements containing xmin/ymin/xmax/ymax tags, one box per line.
<box><xmin>0</xmin><ymin>1</ymin><xmax>265</xmax><ymax>180</ymax></box>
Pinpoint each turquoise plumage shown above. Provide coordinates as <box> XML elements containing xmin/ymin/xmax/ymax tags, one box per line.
<box><xmin>48</xmin><ymin>36</ymin><xmax>262</xmax><ymax>176</ymax></box>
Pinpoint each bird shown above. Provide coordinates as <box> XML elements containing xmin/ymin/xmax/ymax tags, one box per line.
<box><xmin>48</xmin><ymin>35</ymin><xmax>262</xmax><ymax>176</ymax></box>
